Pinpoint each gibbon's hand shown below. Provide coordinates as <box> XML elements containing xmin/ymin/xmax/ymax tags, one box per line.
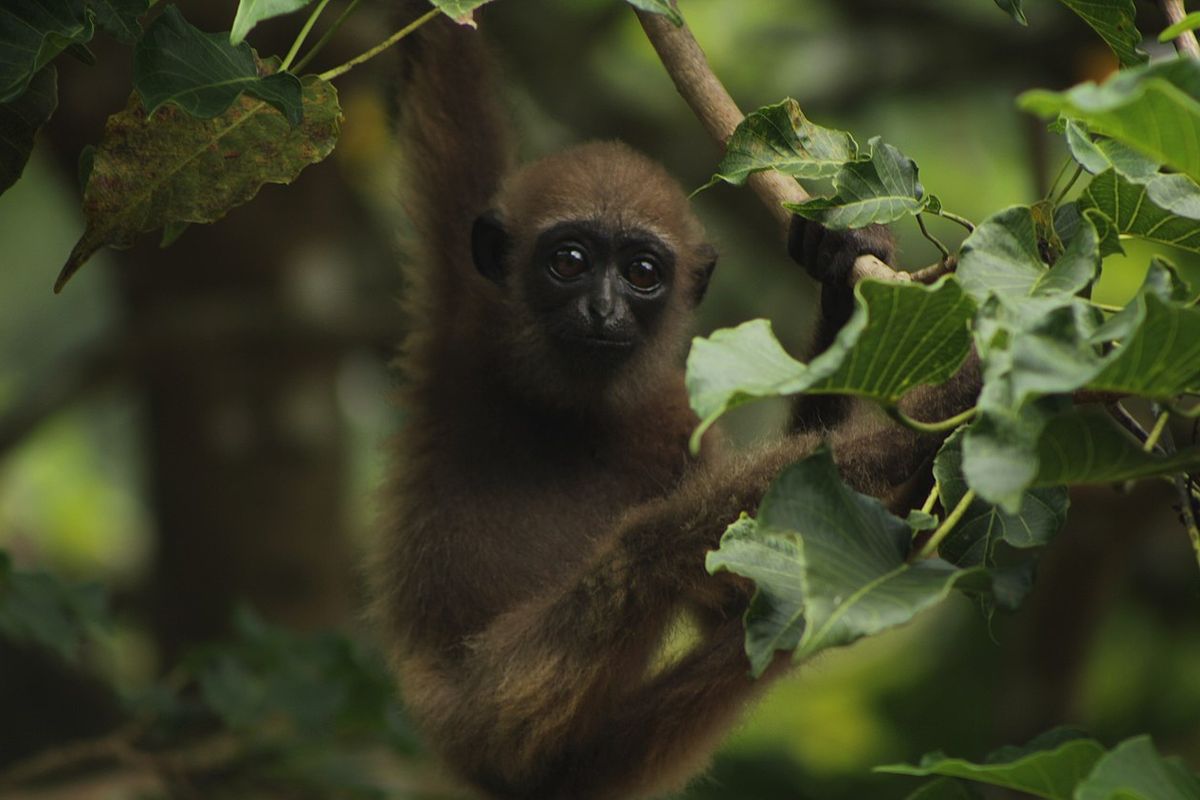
<box><xmin>787</xmin><ymin>217</ymin><xmax>898</xmax><ymax>335</ymax></box>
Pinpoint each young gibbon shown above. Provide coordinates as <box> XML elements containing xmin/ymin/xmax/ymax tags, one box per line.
<box><xmin>372</xmin><ymin>6</ymin><xmax>978</xmax><ymax>799</ymax></box>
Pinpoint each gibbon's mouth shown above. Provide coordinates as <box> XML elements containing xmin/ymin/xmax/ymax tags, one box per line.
<box><xmin>563</xmin><ymin>334</ymin><xmax>636</xmax><ymax>350</ymax></box>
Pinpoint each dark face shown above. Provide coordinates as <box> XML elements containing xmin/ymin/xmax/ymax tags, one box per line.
<box><xmin>521</xmin><ymin>220</ymin><xmax>674</xmax><ymax>360</ymax></box>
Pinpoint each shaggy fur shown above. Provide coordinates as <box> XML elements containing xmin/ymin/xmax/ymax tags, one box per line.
<box><xmin>373</xmin><ymin>8</ymin><xmax>979</xmax><ymax>799</ymax></box>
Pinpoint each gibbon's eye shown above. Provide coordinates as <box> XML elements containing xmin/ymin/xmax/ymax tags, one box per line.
<box><xmin>624</xmin><ymin>257</ymin><xmax>662</xmax><ymax>291</ymax></box>
<box><xmin>549</xmin><ymin>245</ymin><xmax>589</xmax><ymax>279</ymax></box>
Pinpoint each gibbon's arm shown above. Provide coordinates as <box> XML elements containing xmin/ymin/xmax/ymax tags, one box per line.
<box><xmin>410</xmin><ymin>411</ymin><xmax>974</xmax><ymax>800</ymax></box>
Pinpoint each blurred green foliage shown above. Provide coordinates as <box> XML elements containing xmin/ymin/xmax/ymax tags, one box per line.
<box><xmin>1</xmin><ymin>1</ymin><xmax>1199</xmax><ymax>798</ymax></box>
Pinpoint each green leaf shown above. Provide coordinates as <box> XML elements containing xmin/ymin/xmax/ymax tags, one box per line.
<box><xmin>1033</xmin><ymin>406</ymin><xmax>1200</xmax><ymax>487</ymax></box>
<box><xmin>993</xmin><ymin>0</ymin><xmax>1028</xmax><ymax>25</ymax></box>
<box><xmin>1020</xmin><ymin>59</ymin><xmax>1200</xmax><ymax>184</ymax></box>
<box><xmin>431</xmin><ymin>0</ymin><xmax>495</xmax><ymax>25</ymax></box>
<box><xmin>1160</xmin><ymin>12</ymin><xmax>1200</xmax><ymax>42</ymax></box>
<box><xmin>1077</xmin><ymin>169</ymin><xmax>1200</xmax><ymax>256</ymax></box>
<box><xmin>706</xmin><ymin>449</ymin><xmax>985</xmax><ymax>676</ymax></box>
<box><xmin>622</xmin><ymin>0</ymin><xmax>682</xmax><ymax>26</ymax></box>
<box><xmin>933</xmin><ymin>429</ymin><xmax>1068</xmax><ymax>567</ymax></box>
<box><xmin>1086</xmin><ymin>293</ymin><xmax>1200</xmax><ymax>398</ymax></box>
<box><xmin>0</xmin><ymin>558</ymin><xmax>110</xmax><ymax>663</ymax></box>
<box><xmin>1075</xmin><ymin>736</ymin><xmax>1200</xmax><ymax>800</ymax></box>
<box><xmin>87</xmin><ymin>0</ymin><xmax>149</xmax><ymax>44</ymax></box>
<box><xmin>906</xmin><ymin>510</ymin><xmax>939</xmax><ymax>533</ymax></box>
<box><xmin>134</xmin><ymin>6</ymin><xmax>303</xmax><ymax>125</ymax></box>
<box><xmin>956</xmin><ymin>205</ymin><xmax>1100</xmax><ymax>304</ymax></box>
<box><xmin>230</xmin><ymin>0</ymin><xmax>313</xmax><ymax>46</ymax></box>
<box><xmin>0</xmin><ymin>0</ymin><xmax>94</xmax><ymax>103</ymax></box>
<box><xmin>702</xmin><ymin>99</ymin><xmax>861</xmax><ymax>189</ymax></box>
<box><xmin>786</xmin><ymin>137</ymin><xmax>938</xmax><ymax>229</ymax></box>
<box><xmin>1056</xmin><ymin>0</ymin><xmax>1147</xmax><ymax>67</ymax></box>
<box><xmin>56</xmin><ymin>75</ymin><xmax>341</xmax><ymax>291</ymax></box>
<box><xmin>686</xmin><ymin>277</ymin><xmax>974</xmax><ymax>450</ymax></box>
<box><xmin>0</xmin><ymin>64</ymin><xmax>57</xmax><ymax>195</ymax></box>
<box><xmin>879</xmin><ymin>728</ymin><xmax>1105</xmax><ymax>799</ymax></box>
<box><xmin>1064</xmin><ymin>121</ymin><xmax>1159</xmax><ymax>180</ymax></box>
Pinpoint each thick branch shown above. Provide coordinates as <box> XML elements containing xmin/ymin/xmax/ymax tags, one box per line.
<box><xmin>1161</xmin><ymin>0</ymin><xmax>1200</xmax><ymax>58</ymax></box>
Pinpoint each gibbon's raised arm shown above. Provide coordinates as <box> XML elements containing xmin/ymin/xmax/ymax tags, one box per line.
<box><xmin>374</xmin><ymin>6</ymin><xmax>979</xmax><ymax>800</ymax></box>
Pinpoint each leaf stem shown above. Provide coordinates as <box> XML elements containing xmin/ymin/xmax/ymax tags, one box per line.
<box><xmin>1053</xmin><ymin>165</ymin><xmax>1085</xmax><ymax>205</ymax></box>
<box><xmin>935</xmin><ymin>209</ymin><xmax>975</xmax><ymax>233</ymax></box>
<box><xmin>316</xmin><ymin>6</ymin><xmax>439</xmax><ymax>81</ymax></box>
<box><xmin>281</xmin><ymin>0</ymin><xmax>332</xmax><ymax>71</ymax></box>
<box><xmin>916</xmin><ymin>214</ymin><xmax>951</xmax><ymax>260</ymax></box>
<box><xmin>1088</xmin><ymin>299</ymin><xmax>1125</xmax><ymax>313</ymax></box>
<box><xmin>1144</xmin><ymin>410</ymin><xmax>1171</xmax><ymax>452</ymax></box>
<box><xmin>1045</xmin><ymin>155</ymin><xmax>1074</xmax><ymax>203</ymax></box>
<box><xmin>891</xmin><ymin>406</ymin><xmax>977</xmax><ymax>434</ymax></box>
<box><xmin>294</xmin><ymin>0</ymin><xmax>364</xmax><ymax>73</ymax></box>
<box><xmin>920</xmin><ymin>483</ymin><xmax>940</xmax><ymax>516</ymax></box>
<box><xmin>1160</xmin><ymin>0</ymin><xmax>1200</xmax><ymax>58</ymax></box>
<box><xmin>917</xmin><ymin>488</ymin><xmax>976</xmax><ymax>559</ymax></box>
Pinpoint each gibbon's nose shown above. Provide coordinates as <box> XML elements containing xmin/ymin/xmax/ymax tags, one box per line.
<box><xmin>587</xmin><ymin>273</ymin><xmax>618</xmax><ymax>321</ymax></box>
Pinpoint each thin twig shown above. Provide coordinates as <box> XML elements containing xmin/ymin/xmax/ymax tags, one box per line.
<box><xmin>916</xmin><ymin>214</ymin><xmax>951</xmax><ymax>259</ymax></box>
<box><xmin>317</xmin><ymin>7</ymin><xmax>437</xmax><ymax>81</ymax></box>
<box><xmin>293</xmin><ymin>0</ymin><xmax>363</xmax><ymax>73</ymax></box>
<box><xmin>280</xmin><ymin>0</ymin><xmax>332</xmax><ymax>70</ymax></box>
<box><xmin>917</xmin><ymin>488</ymin><xmax>976</xmax><ymax>559</ymax></box>
<box><xmin>1161</xmin><ymin>0</ymin><xmax>1200</xmax><ymax>58</ymax></box>
<box><xmin>1153</xmin><ymin>411</ymin><xmax>1200</xmax><ymax>572</ymax></box>
<box><xmin>632</xmin><ymin>5</ymin><xmax>890</xmax><ymax>283</ymax></box>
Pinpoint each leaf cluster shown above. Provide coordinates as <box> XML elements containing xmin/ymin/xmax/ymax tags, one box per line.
<box><xmin>0</xmin><ymin>557</ymin><xmax>420</xmax><ymax>796</ymax></box>
<box><xmin>882</xmin><ymin>728</ymin><xmax>1200</xmax><ymax>800</ymax></box>
<box><xmin>693</xmin><ymin>5</ymin><xmax>1200</xmax><ymax>679</ymax></box>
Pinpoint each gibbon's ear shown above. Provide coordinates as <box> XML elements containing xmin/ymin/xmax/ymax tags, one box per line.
<box><xmin>472</xmin><ymin>209</ymin><xmax>509</xmax><ymax>285</ymax></box>
<box><xmin>691</xmin><ymin>244</ymin><xmax>718</xmax><ymax>306</ymax></box>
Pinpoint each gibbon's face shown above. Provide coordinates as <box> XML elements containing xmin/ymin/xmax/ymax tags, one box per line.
<box><xmin>523</xmin><ymin>219</ymin><xmax>675</xmax><ymax>361</ymax></box>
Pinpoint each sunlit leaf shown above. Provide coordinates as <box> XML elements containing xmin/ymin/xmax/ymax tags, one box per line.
<box><xmin>1077</xmin><ymin>169</ymin><xmax>1200</xmax><ymax>256</ymax></box>
<box><xmin>431</xmin><ymin>0</ymin><xmax>495</xmax><ymax>25</ymax></box>
<box><xmin>956</xmin><ymin>205</ymin><xmax>1100</xmax><ymax>304</ymax></box>
<box><xmin>0</xmin><ymin>64</ymin><xmax>56</xmax><ymax>195</ymax></box>
<box><xmin>0</xmin><ymin>0</ymin><xmax>94</xmax><ymax>103</ymax></box>
<box><xmin>879</xmin><ymin>728</ymin><xmax>1105</xmax><ymax>799</ymax></box>
<box><xmin>685</xmin><ymin>277</ymin><xmax>974</xmax><ymax>450</ymax></box>
<box><xmin>230</xmin><ymin>0</ymin><xmax>313</xmax><ymax>45</ymax></box>
<box><xmin>57</xmin><ymin>75</ymin><xmax>341</xmax><ymax>291</ymax></box>
<box><xmin>1056</xmin><ymin>0</ymin><xmax>1147</xmax><ymax>67</ymax></box>
<box><xmin>1064</xmin><ymin>121</ymin><xmax>1159</xmax><ymax>180</ymax></box>
<box><xmin>701</xmin><ymin>99</ymin><xmax>861</xmax><ymax>189</ymax></box>
<box><xmin>1020</xmin><ymin>59</ymin><xmax>1200</xmax><ymax>183</ymax></box>
<box><xmin>786</xmin><ymin>137</ymin><xmax>938</xmax><ymax>229</ymax></box>
<box><xmin>1075</xmin><ymin>736</ymin><xmax>1200</xmax><ymax>800</ymax></box>
<box><xmin>1160</xmin><ymin>12</ymin><xmax>1200</xmax><ymax>42</ymax></box>
<box><xmin>134</xmin><ymin>6</ymin><xmax>303</xmax><ymax>125</ymax></box>
<box><xmin>706</xmin><ymin>449</ymin><xmax>985</xmax><ymax>676</ymax></box>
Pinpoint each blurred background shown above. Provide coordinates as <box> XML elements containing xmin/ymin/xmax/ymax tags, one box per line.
<box><xmin>2</xmin><ymin>0</ymin><xmax>1199</xmax><ymax>797</ymax></box>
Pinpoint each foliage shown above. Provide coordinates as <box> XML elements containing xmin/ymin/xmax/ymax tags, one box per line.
<box><xmin>685</xmin><ymin>2</ymin><xmax>1200</xmax><ymax>786</ymax></box>
<box><xmin>3</xmin><ymin>0</ymin><xmax>1200</xmax><ymax>795</ymax></box>
<box><xmin>0</xmin><ymin>556</ymin><xmax>419</xmax><ymax>795</ymax></box>
<box><xmin>880</xmin><ymin>729</ymin><xmax>1200</xmax><ymax>800</ymax></box>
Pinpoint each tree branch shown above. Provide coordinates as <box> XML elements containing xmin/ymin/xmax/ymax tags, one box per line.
<box><xmin>633</xmin><ymin>7</ymin><xmax>916</xmax><ymax>283</ymax></box>
<box><xmin>1161</xmin><ymin>0</ymin><xmax>1200</xmax><ymax>59</ymax></box>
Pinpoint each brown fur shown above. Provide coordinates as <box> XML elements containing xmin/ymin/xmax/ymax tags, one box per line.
<box><xmin>373</xmin><ymin>8</ymin><xmax>978</xmax><ymax>799</ymax></box>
